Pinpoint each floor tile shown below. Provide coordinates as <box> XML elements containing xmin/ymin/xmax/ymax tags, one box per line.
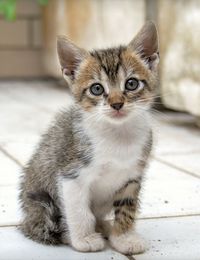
<box><xmin>0</xmin><ymin>81</ymin><xmax>200</xmax><ymax>259</ymax></box>
<box><xmin>0</xmin><ymin>186</ymin><xmax>21</xmax><ymax>226</ymax></box>
<box><xmin>1</xmin><ymin>141</ymin><xmax>37</xmax><ymax>166</ymax></box>
<box><xmin>1</xmin><ymin>160</ymin><xmax>200</xmax><ymax>227</ymax></box>
<box><xmin>154</xmin><ymin>153</ymin><xmax>200</xmax><ymax>178</ymax></box>
<box><xmin>0</xmin><ymin>151</ymin><xmax>21</xmax><ymax>186</ymax></box>
<box><xmin>139</xmin><ymin>160</ymin><xmax>200</xmax><ymax>218</ymax></box>
<box><xmin>0</xmin><ymin>82</ymin><xmax>73</xmax><ymax>146</ymax></box>
<box><xmin>134</xmin><ymin>216</ymin><xmax>200</xmax><ymax>260</ymax></box>
<box><xmin>153</xmin><ymin>112</ymin><xmax>200</xmax><ymax>155</ymax></box>
<box><xmin>0</xmin><ymin>94</ymin><xmax>52</xmax><ymax>143</ymax></box>
<box><xmin>1</xmin><ymin>216</ymin><xmax>200</xmax><ymax>260</ymax></box>
<box><xmin>0</xmin><ymin>227</ymin><xmax>128</xmax><ymax>260</ymax></box>
<box><xmin>0</xmin><ymin>80</ymin><xmax>73</xmax><ymax>112</ymax></box>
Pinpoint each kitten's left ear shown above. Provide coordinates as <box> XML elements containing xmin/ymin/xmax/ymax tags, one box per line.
<box><xmin>128</xmin><ymin>21</ymin><xmax>159</xmax><ymax>70</ymax></box>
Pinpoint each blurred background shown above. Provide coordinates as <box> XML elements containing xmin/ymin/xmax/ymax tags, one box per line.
<box><xmin>0</xmin><ymin>0</ymin><xmax>200</xmax><ymax>122</ymax></box>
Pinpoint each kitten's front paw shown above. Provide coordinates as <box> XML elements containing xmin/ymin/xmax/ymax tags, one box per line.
<box><xmin>72</xmin><ymin>233</ymin><xmax>105</xmax><ymax>252</ymax></box>
<box><xmin>109</xmin><ymin>232</ymin><xmax>146</xmax><ymax>255</ymax></box>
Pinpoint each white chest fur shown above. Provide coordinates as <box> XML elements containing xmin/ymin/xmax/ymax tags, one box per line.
<box><xmin>79</xmin><ymin>113</ymin><xmax>151</xmax><ymax>207</ymax></box>
<box><xmin>61</xmin><ymin>112</ymin><xmax>151</xmax><ymax>225</ymax></box>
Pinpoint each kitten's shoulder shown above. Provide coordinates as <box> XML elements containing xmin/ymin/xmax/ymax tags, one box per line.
<box><xmin>53</xmin><ymin>104</ymin><xmax>82</xmax><ymax>129</ymax></box>
<box><xmin>36</xmin><ymin>104</ymin><xmax>83</xmax><ymax>152</ymax></box>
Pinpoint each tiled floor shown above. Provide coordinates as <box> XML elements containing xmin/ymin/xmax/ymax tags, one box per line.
<box><xmin>0</xmin><ymin>80</ymin><xmax>200</xmax><ymax>260</ymax></box>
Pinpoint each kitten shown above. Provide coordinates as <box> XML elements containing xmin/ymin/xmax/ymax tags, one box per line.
<box><xmin>19</xmin><ymin>21</ymin><xmax>159</xmax><ymax>255</ymax></box>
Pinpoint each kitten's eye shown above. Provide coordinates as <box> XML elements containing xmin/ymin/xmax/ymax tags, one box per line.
<box><xmin>90</xmin><ymin>83</ymin><xmax>104</xmax><ymax>96</ymax></box>
<box><xmin>125</xmin><ymin>78</ymin><xmax>139</xmax><ymax>91</ymax></box>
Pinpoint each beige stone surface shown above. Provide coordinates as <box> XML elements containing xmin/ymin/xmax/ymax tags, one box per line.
<box><xmin>0</xmin><ymin>50</ymin><xmax>45</xmax><ymax>77</ymax></box>
<box><xmin>0</xmin><ymin>20</ymin><xmax>29</xmax><ymax>47</ymax></box>
<box><xmin>159</xmin><ymin>0</ymin><xmax>200</xmax><ymax>117</ymax></box>
<box><xmin>43</xmin><ymin>0</ymin><xmax>145</xmax><ymax>76</ymax></box>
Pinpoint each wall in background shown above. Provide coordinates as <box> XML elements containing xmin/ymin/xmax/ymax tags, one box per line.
<box><xmin>0</xmin><ymin>0</ymin><xmax>150</xmax><ymax>78</ymax></box>
<box><xmin>0</xmin><ymin>0</ymin><xmax>45</xmax><ymax>78</ymax></box>
<box><xmin>158</xmin><ymin>0</ymin><xmax>200</xmax><ymax>118</ymax></box>
<box><xmin>43</xmin><ymin>0</ymin><xmax>146</xmax><ymax>77</ymax></box>
<box><xmin>0</xmin><ymin>0</ymin><xmax>159</xmax><ymax>79</ymax></box>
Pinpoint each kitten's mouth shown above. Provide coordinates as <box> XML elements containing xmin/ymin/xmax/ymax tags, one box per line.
<box><xmin>110</xmin><ymin>110</ymin><xmax>127</xmax><ymax>118</ymax></box>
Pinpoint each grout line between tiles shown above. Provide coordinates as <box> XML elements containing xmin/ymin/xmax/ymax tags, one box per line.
<box><xmin>0</xmin><ymin>224</ymin><xmax>19</xmax><ymax>228</ymax></box>
<box><xmin>155</xmin><ymin>150</ymin><xmax>200</xmax><ymax>156</ymax></box>
<box><xmin>1</xmin><ymin>214</ymin><xmax>199</xmax><ymax>229</ymax></box>
<box><xmin>152</xmin><ymin>156</ymin><xmax>200</xmax><ymax>179</ymax></box>
<box><xmin>137</xmin><ymin>213</ymin><xmax>200</xmax><ymax>221</ymax></box>
<box><xmin>0</xmin><ymin>147</ymin><xmax>23</xmax><ymax>167</ymax></box>
<box><xmin>0</xmin><ymin>184</ymin><xmax>19</xmax><ymax>187</ymax></box>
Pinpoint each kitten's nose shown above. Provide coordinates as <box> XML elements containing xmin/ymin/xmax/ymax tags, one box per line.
<box><xmin>111</xmin><ymin>102</ymin><xmax>124</xmax><ymax>111</ymax></box>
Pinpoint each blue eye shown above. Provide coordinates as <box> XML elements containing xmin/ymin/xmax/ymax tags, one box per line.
<box><xmin>125</xmin><ymin>78</ymin><xmax>139</xmax><ymax>91</ymax></box>
<box><xmin>90</xmin><ymin>83</ymin><xmax>104</xmax><ymax>96</ymax></box>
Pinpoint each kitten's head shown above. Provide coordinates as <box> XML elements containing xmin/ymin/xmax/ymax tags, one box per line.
<box><xmin>57</xmin><ymin>21</ymin><xmax>159</xmax><ymax>124</ymax></box>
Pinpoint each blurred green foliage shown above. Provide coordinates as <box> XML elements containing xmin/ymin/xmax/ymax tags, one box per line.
<box><xmin>0</xmin><ymin>0</ymin><xmax>48</xmax><ymax>21</ymax></box>
<box><xmin>0</xmin><ymin>0</ymin><xmax>16</xmax><ymax>20</ymax></box>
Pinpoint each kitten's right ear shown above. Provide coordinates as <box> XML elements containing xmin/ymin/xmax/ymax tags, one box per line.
<box><xmin>57</xmin><ymin>36</ymin><xmax>88</xmax><ymax>81</ymax></box>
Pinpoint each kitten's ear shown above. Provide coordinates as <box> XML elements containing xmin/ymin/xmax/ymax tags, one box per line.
<box><xmin>128</xmin><ymin>21</ymin><xmax>159</xmax><ymax>70</ymax></box>
<box><xmin>57</xmin><ymin>36</ymin><xmax>88</xmax><ymax>81</ymax></box>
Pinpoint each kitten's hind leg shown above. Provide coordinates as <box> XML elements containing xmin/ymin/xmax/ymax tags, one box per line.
<box><xmin>61</xmin><ymin>180</ymin><xmax>105</xmax><ymax>252</ymax></box>
<box><xmin>20</xmin><ymin>190</ymin><xmax>64</xmax><ymax>245</ymax></box>
<box><xmin>109</xmin><ymin>180</ymin><xmax>146</xmax><ymax>255</ymax></box>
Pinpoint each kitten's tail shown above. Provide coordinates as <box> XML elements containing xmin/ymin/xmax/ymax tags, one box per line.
<box><xmin>24</xmin><ymin>190</ymin><xmax>64</xmax><ymax>245</ymax></box>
